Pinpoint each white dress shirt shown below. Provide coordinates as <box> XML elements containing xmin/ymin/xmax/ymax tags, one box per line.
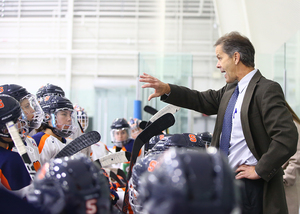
<box><xmin>228</xmin><ymin>69</ymin><xmax>258</xmax><ymax>170</ymax></box>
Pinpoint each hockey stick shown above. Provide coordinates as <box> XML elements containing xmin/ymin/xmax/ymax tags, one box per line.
<box><xmin>6</xmin><ymin>121</ymin><xmax>36</xmax><ymax>180</ymax></box>
<box><xmin>110</xmin><ymin>170</ymin><xmax>126</xmax><ymax>188</ymax></box>
<box><xmin>122</xmin><ymin>113</ymin><xmax>175</xmax><ymax>213</ymax></box>
<box><xmin>96</xmin><ymin>151</ymin><xmax>131</xmax><ymax>168</ymax></box>
<box><xmin>148</xmin><ymin>104</ymin><xmax>181</xmax><ymax>123</ymax></box>
<box><xmin>55</xmin><ymin>131</ymin><xmax>101</xmax><ymax>158</ymax></box>
<box><xmin>143</xmin><ymin>105</ymin><xmax>158</xmax><ymax>115</ymax></box>
<box><xmin>117</xmin><ymin>168</ymin><xmax>127</xmax><ymax>182</ymax></box>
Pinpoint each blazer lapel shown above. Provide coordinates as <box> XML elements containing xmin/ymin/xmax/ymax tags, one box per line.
<box><xmin>240</xmin><ymin>70</ymin><xmax>262</xmax><ymax>160</ymax></box>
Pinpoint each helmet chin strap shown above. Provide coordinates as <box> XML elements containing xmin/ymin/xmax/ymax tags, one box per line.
<box><xmin>0</xmin><ymin>137</ymin><xmax>15</xmax><ymax>151</ymax></box>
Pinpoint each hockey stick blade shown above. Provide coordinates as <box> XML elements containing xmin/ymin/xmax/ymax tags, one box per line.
<box><xmin>129</xmin><ymin>113</ymin><xmax>175</xmax><ymax>178</ymax></box>
<box><xmin>6</xmin><ymin>121</ymin><xmax>36</xmax><ymax>180</ymax></box>
<box><xmin>149</xmin><ymin>104</ymin><xmax>181</xmax><ymax>123</ymax></box>
<box><xmin>55</xmin><ymin>131</ymin><xmax>101</xmax><ymax>158</ymax></box>
<box><xmin>143</xmin><ymin>105</ymin><xmax>158</xmax><ymax>115</ymax></box>
<box><xmin>122</xmin><ymin>113</ymin><xmax>175</xmax><ymax>213</ymax></box>
<box><xmin>110</xmin><ymin>171</ymin><xmax>126</xmax><ymax>188</ymax></box>
<box><xmin>117</xmin><ymin>168</ymin><xmax>127</xmax><ymax>182</ymax></box>
<box><xmin>97</xmin><ymin>151</ymin><xmax>131</xmax><ymax>168</ymax></box>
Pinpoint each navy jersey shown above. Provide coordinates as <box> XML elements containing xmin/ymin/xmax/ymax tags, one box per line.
<box><xmin>0</xmin><ymin>147</ymin><xmax>31</xmax><ymax>191</ymax></box>
<box><xmin>0</xmin><ymin>188</ymin><xmax>42</xmax><ymax>214</ymax></box>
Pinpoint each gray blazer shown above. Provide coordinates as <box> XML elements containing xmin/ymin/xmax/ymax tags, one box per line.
<box><xmin>161</xmin><ymin>70</ymin><xmax>298</xmax><ymax>214</ymax></box>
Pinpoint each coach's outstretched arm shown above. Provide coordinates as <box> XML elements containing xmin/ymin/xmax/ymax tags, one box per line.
<box><xmin>139</xmin><ymin>73</ymin><xmax>171</xmax><ymax>101</ymax></box>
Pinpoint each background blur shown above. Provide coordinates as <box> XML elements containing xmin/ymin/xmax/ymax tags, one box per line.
<box><xmin>1</xmin><ymin>0</ymin><xmax>300</xmax><ymax>146</ymax></box>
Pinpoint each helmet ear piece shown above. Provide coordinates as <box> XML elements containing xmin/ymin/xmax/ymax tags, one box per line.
<box><xmin>44</xmin><ymin>113</ymin><xmax>51</xmax><ymax>121</ymax></box>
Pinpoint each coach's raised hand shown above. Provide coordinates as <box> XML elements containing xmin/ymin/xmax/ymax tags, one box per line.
<box><xmin>139</xmin><ymin>73</ymin><xmax>171</xmax><ymax>101</ymax></box>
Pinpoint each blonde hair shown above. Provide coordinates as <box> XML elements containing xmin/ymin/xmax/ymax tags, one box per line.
<box><xmin>286</xmin><ymin>102</ymin><xmax>300</xmax><ymax>124</ymax></box>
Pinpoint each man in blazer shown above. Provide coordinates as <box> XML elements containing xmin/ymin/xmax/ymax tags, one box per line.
<box><xmin>139</xmin><ymin>31</ymin><xmax>298</xmax><ymax>214</ymax></box>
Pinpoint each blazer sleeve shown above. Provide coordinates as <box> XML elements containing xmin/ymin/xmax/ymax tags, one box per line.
<box><xmin>254</xmin><ymin>82</ymin><xmax>298</xmax><ymax>181</ymax></box>
<box><xmin>161</xmin><ymin>83</ymin><xmax>226</xmax><ymax>115</ymax></box>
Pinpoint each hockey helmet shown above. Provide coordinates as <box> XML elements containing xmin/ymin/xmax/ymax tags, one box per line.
<box><xmin>196</xmin><ymin>131</ymin><xmax>213</xmax><ymax>148</ymax></box>
<box><xmin>146</xmin><ymin>134</ymin><xmax>172</xmax><ymax>152</ymax></box>
<box><xmin>150</xmin><ymin>133</ymin><xmax>205</xmax><ymax>153</ymax></box>
<box><xmin>0</xmin><ymin>84</ymin><xmax>44</xmax><ymax>129</ymax></box>
<box><xmin>0</xmin><ymin>94</ymin><xmax>28</xmax><ymax>143</ymax></box>
<box><xmin>27</xmin><ymin>154</ymin><xmax>111</xmax><ymax>214</ymax></box>
<box><xmin>138</xmin><ymin>147</ymin><xmax>241</xmax><ymax>214</ymax></box>
<box><xmin>36</xmin><ymin>83</ymin><xmax>65</xmax><ymax>103</ymax></box>
<box><xmin>129</xmin><ymin>152</ymin><xmax>163</xmax><ymax>213</ymax></box>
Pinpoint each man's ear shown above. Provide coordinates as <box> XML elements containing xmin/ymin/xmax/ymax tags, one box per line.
<box><xmin>234</xmin><ymin>52</ymin><xmax>241</xmax><ymax>65</ymax></box>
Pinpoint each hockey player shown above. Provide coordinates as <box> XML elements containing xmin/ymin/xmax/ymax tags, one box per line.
<box><xmin>71</xmin><ymin>104</ymin><xmax>110</xmax><ymax>161</ymax></box>
<box><xmin>129</xmin><ymin>118</ymin><xmax>143</xmax><ymax>140</ymax></box>
<box><xmin>0</xmin><ymin>84</ymin><xmax>43</xmax><ymax>172</ymax></box>
<box><xmin>32</xmin><ymin>95</ymin><xmax>77</xmax><ymax>165</ymax></box>
<box><xmin>129</xmin><ymin>133</ymin><xmax>206</xmax><ymax>213</ymax></box>
<box><xmin>0</xmin><ymin>188</ymin><xmax>42</xmax><ymax>214</ymax></box>
<box><xmin>26</xmin><ymin>154</ymin><xmax>112</xmax><ymax>214</ymax></box>
<box><xmin>0</xmin><ymin>94</ymin><xmax>32</xmax><ymax>198</ymax></box>
<box><xmin>138</xmin><ymin>147</ymin><xmax>241</xmax><ymax>214</ymax></box>
<box><xmin>0</xmin><ymin>84</ymin><xmax>44</xmax><ymax>136</ymax></box>
<box><xmin>110</xmin><ymin>118</ymin><xmax>142</xmax><ymax>175</ymax></box>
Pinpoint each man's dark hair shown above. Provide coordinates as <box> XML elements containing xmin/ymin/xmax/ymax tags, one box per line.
<box><xmin>214</xmin><ymin>31</ymin><xmax>255</xmax><ymax>68</ymax></box>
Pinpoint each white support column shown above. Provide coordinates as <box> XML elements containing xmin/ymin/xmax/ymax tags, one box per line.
<box><xmin>65</xmin><ymin>0</ymin><xmax>74</xmax><ymax>98</ymax></box>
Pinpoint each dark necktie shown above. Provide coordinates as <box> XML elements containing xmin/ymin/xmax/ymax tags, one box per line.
<box><xmin>220</xmin><ymin>85</ymin><xmax>239</xmax><ymax>155</ymax></box>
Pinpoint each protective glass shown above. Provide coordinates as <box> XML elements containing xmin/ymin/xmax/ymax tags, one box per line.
<box><xmin>20</xmin><ymin>94</ymin><xmax>44</xmax><ymax>129</ymax></box>
<box><xmin>51</xmin><ymin>108</ymin><xmax>77</xmax><ymax>136</ymax></box>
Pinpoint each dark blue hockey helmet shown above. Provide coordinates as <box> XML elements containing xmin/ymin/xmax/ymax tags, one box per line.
<box><xmin>129</xmin><ymin>152</ymin><xmax>163</xmax><ymax>213</ymax></box>
<box><xmin>146</xmin><ymin>134</ymin><xmax>172</xmax><ymax>152</ymax></box>
<box><xmin>27</xmin><ymin>154</ymin><xmax>111</xmax><ymax>214</ymax></box>
<box><xmin>0</xmin><ymin>94</ymin><xmax>22</xmax><ymax>138</ymax></box>
<box><xmin>36</xmin><ymin>83</ymin><xmax>65</xmax><ymax>103</ymax></box>
<box><xmin>0</xmin><ymin>84</ymin><xmax>44</xmax><ymax>129</ymax></box>
<box><xmin>150</xmin><ymin>133</ymin><xmax>205</xmax><ymax>153</ymax></box>
<box><xmin>138</xmin><ymin>147</ymin><xmax>241</xmax><ymax>214</ymax></box>
<box><xmin>196</xmin><ymin>131</ymin><xmax>213</xmax><ymax>148</ymax></box>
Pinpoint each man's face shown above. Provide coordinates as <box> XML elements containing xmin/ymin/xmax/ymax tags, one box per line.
<box><xmin>215</xmin><ymin>44</ymin><xmax>237</xmax><ymax>83</ymax></box>
<box><xmin>114</xmin><ymin>129</ymin><xmax>128</xmax><ymax>142</ymax></box>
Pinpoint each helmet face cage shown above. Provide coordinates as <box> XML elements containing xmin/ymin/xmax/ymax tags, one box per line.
<box><xmin>110</xmin><ymin>127</ymin><xmax>130</xmax><ymax>147</ymax></box>
<box><xmin>74</xmin><ymin>105</ymin><xmax>89</xmax><ymax>132</ymax></box>
<box><xmin>129</xmin><ymin>152</ymin><xmax>162</xmax><ymax>214</ymax></box>
<box><xmin>20</xmin><ymin>94</ymin><xmax>44</xmax><ymax>129</ymax></box>
<box><xmin>78</xmin><ymin>113</ymin><xmax>89</xmax><ymax>132</ymax></box>
<box><xmin>0</xmin><ymin>118</ymin><xmax>28</xmax><ymax>140</ymax></box>
<box><xmin>129</xmin><ymin>177</ymin><xmax>143</xmax><ymax>214</ymax></box>
<box><xmin>50</xmin><ymin>108</ymin><xmax>77</xmax><ymax>138</ymax></box>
